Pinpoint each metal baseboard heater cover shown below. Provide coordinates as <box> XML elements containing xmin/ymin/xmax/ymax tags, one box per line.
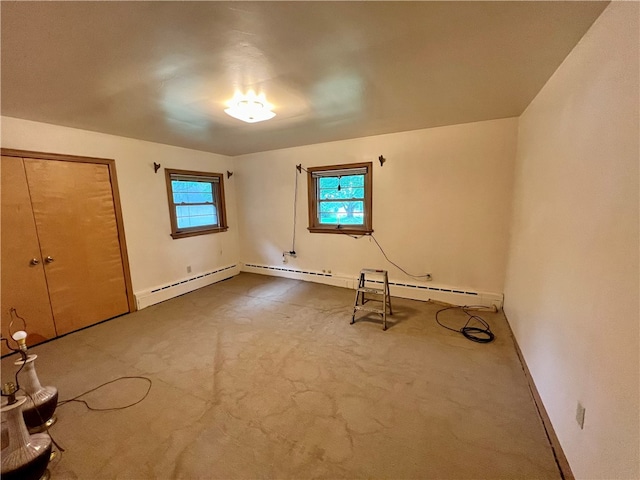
<box><xmin>149</xmin><ymin>264</ymin><xmax>237</xmax><ymax>293</ymax></box>
<box><xmin>135</xmin><ymin>264</ymin><xmax>239</xmax><ymax>309</ymax></box>
<box><xmin>241</xmin><ymin>263</ymin><xmax>502</xmax><ymax>308</ymax></box>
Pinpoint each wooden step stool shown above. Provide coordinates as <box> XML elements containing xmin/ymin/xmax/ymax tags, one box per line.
<box><xmin>350</xmin><ymin>269</ymin><xmax>393</xmax><ymax>330</ymax></box>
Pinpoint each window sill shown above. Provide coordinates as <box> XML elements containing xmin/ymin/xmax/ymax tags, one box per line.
<box><xmin>171</xmin><ymin>226</ymin><xmax>228</xmax><ymax>239</ymax></box>
<box><xmin>308</xmin><ymin>227</ymin><xmax>373</xmax><ymax>235</ymax></box>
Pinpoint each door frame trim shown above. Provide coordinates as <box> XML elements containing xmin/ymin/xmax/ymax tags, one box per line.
<box><xmin>1</xmin><ymin>148</ymin><xmax>136</xmax><ymax>313</ymax></box>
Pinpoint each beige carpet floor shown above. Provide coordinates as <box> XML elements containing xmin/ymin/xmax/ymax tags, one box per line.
<box><xmin>1</xmin><ymin>273</ymin><xmax>560</xmax><ymax>479</ymax></box>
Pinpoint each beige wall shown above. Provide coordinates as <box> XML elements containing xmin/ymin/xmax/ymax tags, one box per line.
<box><xmin>2</xmin><ymin>3</ymin><xmax>638</xmax><ymax>475</ymax></box>
<box><xmin>235</xmin><ymin>117</ymin><xmax>518</xmax><ymax>294</ymax></box>
<box><xmin>504</xmin><ymin>3</ymin><xmax>639</xmax><ymax>478</ymax></box>
<box><xmin>0</xmin><ymin>116</ymin><xmax>240</xmax><ymax>296</ymax></box>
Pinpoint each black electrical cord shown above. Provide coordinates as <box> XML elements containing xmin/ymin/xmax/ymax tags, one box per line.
<box><xmin>286</xmin><ymin>164</ymin><xmax>311</xmax><ymax>258</ymax></box>
<box><xmin>58</xmin><ymin>376</ymin><xmax>152</xmax><ymax>411</ymax></box>
<box><xmin>0</xmin><ymin>337</ymin><xmax>27</xmax><ymax>394</ymax></box>
<box><xmin>9</xmin><ymin>308</ymin><xmax>28</xmax><ymax>342</ymax></box>
<box><xmin>368</xmin><ymin>233</ymin><xmax>431</xmax><ymax>279</ymax></box>
<box><xmin>2</xmin><ymin>313</ymin><xmax>151</xmax><ymax>462</ymax></box>
<box><xmin>291</xmin><ymin>166</ymin><xmax>299</xmax><ymax>255</ymax></box>
<box><xmin>294</xmin><ymin>164</ymin><xmax>428</xmax><ymax>280</ymax></box>
<box><xmin>336</xmin><ymin>230</ymin><xmax>431</xmax><ymax>279</ymax></box>
<box><xmin>435</xmin><ymin>305</ymin><xmax>495</xmax><ymax>343</ymax></box>
<box><xmin>23</xmin><ymin>389</ymin><xmax>66</xmax><ymax>453</ymax></box>
<box><xmin>4</xmin><ymin>308</ymin><xmax>29</xmax><ymax>390</ymax></box>
<box><xmin>1</xmin><ymin>340</ymin><xmax>66</xmax><ymax>453</ymax></box>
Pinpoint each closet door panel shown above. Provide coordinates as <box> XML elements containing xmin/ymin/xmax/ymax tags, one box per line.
<box><xmin>1</xmin><ymin>156</ymin><xmax>57</xmax><ymax>354</ymax></box>
<box><xmin>24</xmin><ymin>159</ymin><xmax>129</xmax><ymax>335</ymax></box>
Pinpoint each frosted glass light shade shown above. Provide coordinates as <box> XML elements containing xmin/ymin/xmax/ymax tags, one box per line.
<box><xmin>224</xmin><ymin>91</ymin><xmax>276</xmax><ymax>123</ymax></box>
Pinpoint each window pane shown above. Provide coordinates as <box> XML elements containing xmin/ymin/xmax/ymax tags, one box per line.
<box><xmin>176</xmin><ymin>205</ymin><xmax>189</xmax><ymax>217</ymax></box>
<box><xmin>173</xmin><ymin>191</ymin><xmax>213</xmax><ymax>204</ymax></box>
<box><xmin>179</xmin><ymin>207</ymin><xmax>214</xmax><ymax>219</ymax></box>
<box><xmin>192</xmin><ymin>192</ymin><xmax>213</xmax><ymax>203</ymax></box>
<box><xmin>319</xmin><ymin>188</ymin><xmax>363</xmax><ymax>200</ymax></box>
<box><xmin>173</xmin><ymin>192</ymin><xmax>187</xmax><ymax>204</ymax></box>
<box><xmin>319</xmin><ymin>188</ymin><xmax>336</xmax><ymax>200</ymax></box>
<box><xmin>318</xmin><ymin>175</ymin><xmax>362</xmax><ymax>199</ymax></box>
<box><xmin>318</xmin><ymin>177</ymin><xmax>339</xmax><ymax>188</ymax></box>
<box><xmin>318</xmin><ymin>173</ymin><xmax>365</xmax><ymax>200</ymax></box>
<box><xmin>172</xmin><ymin>180</ymin><xmax>213</xmax><ymax>193</ymax></box>
<box><xmin>177</xmin><ymin>216</ymin><xmax>191</xmax><ymax>229</ymax></box>
<box><xmin>344</xmin><ymin>200</ymin><xmax>364</xmax><ymax>213</ymax></box>
<box><xmin>339</xmin><ymin>201</ymin><xmax>364</xmax><ymax>224</ymax></box>
<box><xmin>319</xmin><ymin>212</ymin><xmax>339</xmax><ymax>225</ymax></box>
<box><xmin>177</xmin><ymin>205</ymin><xmax>216</xmax><ymax>216</ymax></box>
<box><xmin>339</xmin><ymin>175</ymin><xmax>364</xmax><ymax>188</ymax></box>
<box><xmin>193</xmin><ymin>182</ymin><xmax>213</xmax><ymax>193</ymax></box>
<box><xmin>318</xmin><ymin>200</ymin><xmax>363</xmax><ymax>212</ymax></box>
<box><xmin>189</xmin><ymin>215</ymin><xmax>217</xmax><ymax>227</ymax></box>
<box><xmin>176</xmin><ymin>204</ymin><xmax>218</xmax><ymax>229</ymax></box>
<box><xmin>340</xmin><ymin>213</ymin><xmax>364</xmax><ymax>225</ymax></box>
<box><xmin>319</xmin><ymin>201</ymin><xmax>340</xmax><ymax>213</ymax></box>
<box><xmin>172</xmin><ymin>180</ymin><xmax>190</xmax><ymax>192</ymax></box>
<box><xmin>318</xmin><ymin>201</ymin><xmax>364</xmax><ymax>225</ymax></box>
<box><xmin>187</xmin><ymin>205</ymin><xmax>215</xmax><ymax>217</ymax></box>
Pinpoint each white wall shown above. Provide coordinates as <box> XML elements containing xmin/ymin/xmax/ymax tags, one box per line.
<box><xmin>504</xmin><ymin>3</ymin><xmax>639</xmax><ymax>479</ymax></box>
<box><xmin>235</xmin><ymin>117</ymin><xmax>518</xmax><ymax>295</ymax></box>
<box><xmin>5</xmin><ymin>8</ymin><xmax>638</xmax><ymax>474</ymax></box>
<box><xmin>0</xmin><ymin>117</ymin><xmax>240</xmax><ymax>298</ymax></box>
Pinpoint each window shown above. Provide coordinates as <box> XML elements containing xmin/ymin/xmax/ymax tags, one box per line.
<box><xmin>307</xmin><ymin>162</ymin><xmax>372</xmax><ymax>234</ymax></box>
<box><xmin>165</xmin><ymin>169</ymin><xmax>228</xmax><ymax>239</ymax></box>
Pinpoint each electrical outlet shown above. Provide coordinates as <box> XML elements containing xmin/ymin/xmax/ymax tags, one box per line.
<box><xmin>576</xmin><ymin>401</ymin><xmax>586</xmax><ymax>429</ymax></box>
<box><xmin>186</xmin><ymin>265</ymin><xmax>192</xmax><ymax>273</ymax></box>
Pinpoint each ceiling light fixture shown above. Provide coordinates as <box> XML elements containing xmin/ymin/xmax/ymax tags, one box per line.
<box><xmin>224</xmin><ymin>91</ymin><xmax>276</xmax><ymax>124</ymax></box>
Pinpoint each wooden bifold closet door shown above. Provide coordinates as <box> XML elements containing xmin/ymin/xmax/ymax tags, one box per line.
<box><xmin>1</xmin><ymin>152</ymin><xmax>133</xmax><ymax>354</ymax></box>
<box><xmin>1</xmin><ymin>156</ymin><xmax>58</xmax><ymax>349</ymax></box>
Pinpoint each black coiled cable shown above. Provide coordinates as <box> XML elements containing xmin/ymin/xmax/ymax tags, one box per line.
<box><xmin>435</xmin><ymin>305</ymin><xmax>495</xmax><ymax>343</ymax></box>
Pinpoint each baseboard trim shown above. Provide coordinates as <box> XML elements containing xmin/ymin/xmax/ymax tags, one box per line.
<box><xmin>241</xmin><ymin>263</ymin><xmax>503</xmax><ymax>308</ymax></box>
<box><xmin>135</xmin><ymin>264</ymin><xmax>240</xmax><ymax>309</ymax></box>
<box><xmin>504</xmin><ymin>310</ymin><xmax>574</xmax><ymax>480</ymax></box>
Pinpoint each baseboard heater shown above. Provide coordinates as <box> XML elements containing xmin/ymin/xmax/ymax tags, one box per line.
<box><xmin>135</xmin><ymin>263</ymin><xmax>240</xmax><ymax>309</ymax></box>
<box><xmin>241</xmin><ymin>263</ymin><xmax>503</xmax><ymax>308</ymax></box>
<box><xmin>244</xmin><ymin>263</ymin><xmax>333</xmax><ymax>277</ymax></box>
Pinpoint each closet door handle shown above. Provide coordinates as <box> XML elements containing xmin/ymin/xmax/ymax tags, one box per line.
<box><xmin>44</xmin><ymin>256</ymin><xmax>55</xmax><ymax>263</ymax></box>
<box><xmin>30</xmin><ymin>258</ymin><xmax>40</xmax><ymax>265</ymax></box>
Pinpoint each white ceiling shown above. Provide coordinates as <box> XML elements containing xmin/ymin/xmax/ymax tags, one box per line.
<box><xmin>1</xmin><ymin>1</ymin><xmax>608</xmax><ymax>156</ymax></box>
